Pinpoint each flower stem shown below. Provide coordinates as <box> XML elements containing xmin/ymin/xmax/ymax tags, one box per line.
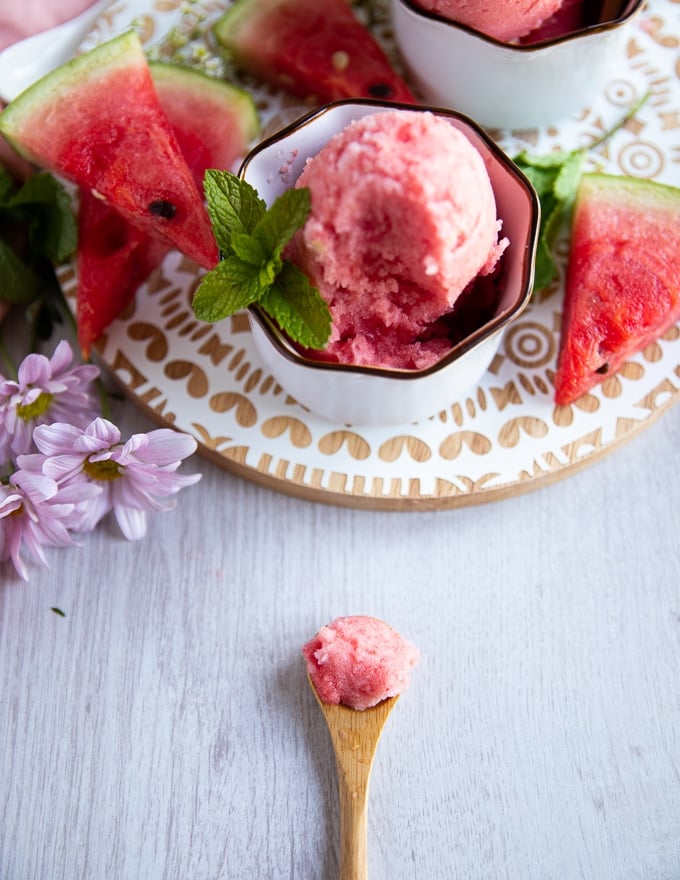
<box><xmin>588</xmin><ymin>90</ymin><xmax>650</xmax><ymax>151</ymax></box>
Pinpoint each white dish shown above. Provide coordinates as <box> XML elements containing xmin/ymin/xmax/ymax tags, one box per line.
<box><xmin>53</xmin><ymin>0</ymin><xmax>680</xmax><ymax>509</ymax></box>
<box><xmin>0</xmin><ymin>0</ymin><xmax>110</xmax><ymax>103</ymax></box>
<box><xmin>241</xmin><ymin>100</ymin><xmax>539</xmax><ymax>426</ymax></box>
<box><xmin>392</xmin><ymin>0</ymin><xmax>645</xmax><ymax>129</ymax></box>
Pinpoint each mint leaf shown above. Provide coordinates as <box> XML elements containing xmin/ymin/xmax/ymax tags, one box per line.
<box><xmin>513</xmin><ymin>93</ymin><xmax>649</xmax><ymax>293</ymax></box>
<box><xmin>192</xmin><ymin>255</ymin><xmax>263</xmax><ymax>322</ymax></box>
<box><xmin>203</xmin><ymin>169</ymin><xmax>265</xmax><ymax>255</ymax></box>
<box><xmin>231</xmin><ymin>231</ymin><xmax>267</xmax><ymax>266</ymax></box>
<box><xmin>0</xmin><ymin>237</ymin><xmax>40</xmax><ymax>303</ymax></box>
<box><xmin>533</xmin><ymin>236</ymin><xmax>559</xmax><ymax>293</ymax></box>
<box><xmin>253</xmin><ymin>187</ymin><xmax>311</xmax><ymax>259</ymax></box>
<box><xmin>553</xmin><ymin>151</ymin><xmax>585</xmax><ymax>203</ymax></box>
<box><xmin>194</xmin><ymin>170</ymin><xmax>332</xmax><ymax>348</ymax></box>
<box><xmin>5</xmin><ymin>172</ymin><xmax>77</xmax><ymax>262</ymax></box>
<box><xmin>261</xmin><ymin>262</ymin><xmax>332</xmax><ymax>350</ymax></box>
<box><xmin>514</xmin><ymin>149</ymin><xmax>571</xmax><ymax>171</ymax></box>
<box><xmin>0</xmin><ymin>166</ymin><xmax>15</xmax><ymax>202</ymax></box>
<box><xmin>0</xmin><ymin>167</ymin><xmax>76</xmax><ymax>321</ymax></box>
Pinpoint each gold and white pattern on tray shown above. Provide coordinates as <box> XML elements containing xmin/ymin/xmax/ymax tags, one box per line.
<box><xmin>61</xmin><ymin>0</ymin><xmax>680</xmax><ymax>509</ymax></box>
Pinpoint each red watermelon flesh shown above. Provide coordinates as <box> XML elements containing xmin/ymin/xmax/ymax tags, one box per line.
<box><xmin>76</xmin><ymin>63</ymin><xmax>259</xmax><ymax>357</ymax></box>
<box><xmin>76</xmin><ymin>191</ymin><xmax>170</xmax><ymax>357</ymax></box>
<box><xmin>0</xmin><ymin>30</ymin><xmax>218</xmax><ymax>270</ymax></box>
<box><xmin>149</xmin><ymin>62</ymin><xmax>260</xmax><ymax>186</ymax></box>
<box><xmin>554</xmin><ymin>173</ymin><xmax>680</xmax><ymax>405</ymax></box>
<box><xmin>213</xmin><ymin>0</ymin><xmax>416</xmax><ymax>104</ymax></box>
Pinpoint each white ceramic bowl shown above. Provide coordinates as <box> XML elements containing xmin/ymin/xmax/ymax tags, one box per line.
<box><xmin>391</xmin><ymin>0</ymin><xmax>645</xmax><ymax>129</ymax></box>
<box><xmin>240</xmin><ymin>100</ymin><xmax>539</xmax><ymax>426</ymax></box>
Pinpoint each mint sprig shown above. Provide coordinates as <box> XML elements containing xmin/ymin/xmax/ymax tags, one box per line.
<box><xmin>193</xmin><ymin>170</ymin><xmax>332</xmax><ymax>350</ymax></box>
<box><xmin>513</xmin><ymin>92</ymin><xmax>649</xmax><ymax>292</ymax></box>
<box><xmin>0</xmin><ymin>167</ymin><xmax>77</xmax><ymax>305</ymax></box>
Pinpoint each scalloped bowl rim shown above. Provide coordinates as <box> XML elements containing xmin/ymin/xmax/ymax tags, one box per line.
<box><xmin>239</xmin><ymin>100</ymin><xmax>540</xmax><ymax>384</ymax></box>
<box><xmin>395</xmin><ymin>0</ymin><xmax>645</xmax><ymax>51</ymax></box>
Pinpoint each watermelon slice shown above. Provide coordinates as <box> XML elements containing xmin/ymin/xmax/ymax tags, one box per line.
<box><xmin>554</xmin><ymin>173</ymin><xmax>680</xmax><ymax>405</ymax></box>
<box><xmin>148</xmin><ymin>62</ymin><xmax>259</xmax><ymax>186</ymax></box>
<box><xmin>76</xmin><ymin>191</ymin><xmax>170</xmax><ymax>358</ymax></box>
<box><xmin>76</xmin><ymin>62</ymin><xmax>259</xmax><ymax>356</ymax></box>
<box><xmin>0</xmin><ymin>30</ymin><xmax>218</xmax><ymax>269</ymax></box>
<box><xmin>213</xmin><ymin>0</ymin><xmax>416</xmax><ymax>104</ymax></box>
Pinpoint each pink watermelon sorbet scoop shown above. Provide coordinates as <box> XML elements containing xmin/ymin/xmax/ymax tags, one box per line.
<box><xmin>413</xmin><ymin>0</ymin><xmax>567</xmax><ymax>41</ymax></box>
<box><xmin>289</xmin><ymin>109</ymin><xmax>508</xmax><ymax>370</ymax></box>
<box><xmin>302</xmin><ymin>616</ymin><xmax>420</xmax><ymax>710</ymax></box>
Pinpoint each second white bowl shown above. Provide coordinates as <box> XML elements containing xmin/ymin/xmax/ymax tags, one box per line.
<box><xmin>391</xmin><ymin>0</ymin><xmax>645</xmax><ymax>129</ymax></box>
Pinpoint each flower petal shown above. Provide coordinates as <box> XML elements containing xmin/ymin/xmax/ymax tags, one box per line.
<box><xmin>114</xmin><ymin>503</ymin><xmax>148</xmax><ymax>541</ymax></box>
<box><xmin>135</xmin><ymin>429</ymin><xmax>198</xmax><ymax>465</ymax></box>
<box><xmin>33</xmin><ymin>422</ymin><xmax>85</xmax><ymax>456</ymax></box>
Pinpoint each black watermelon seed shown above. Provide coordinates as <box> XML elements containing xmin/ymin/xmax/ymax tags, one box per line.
<box><xmin>367</xmin><ymin>83</ymin><xmax>395</xmax><ymax>98</ymax></box>
<box><xmin>148</xmin><ymin>199</ymin><xmax>177</xmax><ymax>219</ymax></box>
<box><xmin>595</xmin><ymin>362</ymin><xmax>610</xmax><ymax>374</ymax></box>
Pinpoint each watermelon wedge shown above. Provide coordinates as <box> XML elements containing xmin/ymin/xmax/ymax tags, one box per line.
<box><xmin>148</xmin><ymin>62</ymin><xmax>259</xmax><ymax>185</ymax></box>
<box><xmin>0</xmin><ymin>30</ymin><xmax>218</xmax><ymax>269</ymax></box>
<box><xmin>213</xmin><ymin>0</ymin><xmax>416</xmax><ymax>104</ymax></box>
<box><xmin>554</xmin><ymin>173</ymin><xmax>680</xmax><ymax>405</ymax></box>
<box><xmin>76</xmin><ymin>191</ymin><xmax>170</xmax><ymax>358</ymax></box>
<box><xmin>75</xmin><ymin>62</ymin><xmax>259</xmax><ymax>357</ymax></box>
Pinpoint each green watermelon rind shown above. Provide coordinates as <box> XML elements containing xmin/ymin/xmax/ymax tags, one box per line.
<box><xmin>0</xmin><ymin>30</ymin><xmax>144</xmax><ymax>162</ymax></box>
<box><xmin>76</xmin><ymin>63</ymin><xmax>260</xmax><ymax>355</ymax></box>
<box><xmin>0</xmin><ymin>29</ymin><xmax>220</xmax><ymax>269</ymax></box>
<box><xmin>212</xmin><ymin>0</ymin><xmax>263</xmax><ymax>57</ymax></box>
<box><xmin>578</xmin><ymin>172</ymin><xmax>680</xmax><ymax>214</ymax></box>
<box><xmin>211</xmin><ymin>0</ymin><xmax>415</xmax><ymax>103</ymax></box>
<box><xmin>148</xmin><ymin>62</ymin><xmax>260</xmax><ymax>149</ymax></box>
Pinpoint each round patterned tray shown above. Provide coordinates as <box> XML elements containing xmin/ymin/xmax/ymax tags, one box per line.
<box><xmin>59</xmin><ymin>0</ymin><xmax>680</xmax><ymax>509</ymax></box>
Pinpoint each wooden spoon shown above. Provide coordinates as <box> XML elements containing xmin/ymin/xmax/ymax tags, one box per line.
<box><xmin>308</xmin><ymin>675</ymin><xmax>399</xmax><ymax>880</ymax></box>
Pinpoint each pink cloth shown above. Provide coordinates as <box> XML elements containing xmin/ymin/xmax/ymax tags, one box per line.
<box><xmin>0</xmin><ymin>0</ymin><xmax>97</xmax><ymax>51</ymax></box>
<box><xmin>0</xmin><ymin>1</ymin><xmax>98</xmax><ymax>177</ymax></box>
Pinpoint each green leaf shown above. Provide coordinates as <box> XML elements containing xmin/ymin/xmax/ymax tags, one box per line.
<box><xmin>513</xmin><ymin>161</ymin><xmax>560</xmax><ymax>199</ymax></box>
<box><xmin>203</xmin><ymin>170</ymin><xmax>265</xmax><ymax>255</ymax></box>
<box><xmin>195</xmin><ymin>170</ymin><xmax>327</xmax><ymax>346</ymax></box>
<box><xmin>261</xmin><ymin>261</ymin><xmax>331</xmax><ymax>349</ymax></box>
<box><xmin>4</xmin><ymin>172</ymin><xmax>77</xmax><ymax>262</ymax></box>
<box><xmin>553</xmin><ymin>150</ymin><xmax>585</xmax><ymax>204</ymax></box>
<box><xmin>513</xmin><ymin>94</ymin><xmax>651</xmax><ymax>294</ymax></box>
<box><xmin>532</xmin><ymin>237</ymin><xmax>560</xmax><ymax>293</ymax></box>
<box><xmin>0</xmin><ymin>237</ymin><xmax>40</xmax><ymax>303</ymax></box>
<box><xmin>231</xmin><ymin>231</ymin><xmax>267</xmax><ymax>266</ymax></box>
<box><xmin>513</xmin><ymin>149</ymin><xmax>572</xmax><ymax>171</ymax></box>
<box><xmin>253</xmin><ymin>187</ymin><xmax>311</xmax><ymax>258</ymax></box>
<box><xmin>192</xmin><ymin>255</ymin><xmax>263</xmax><ymax>322</ymax></box>
<box><xmin>0</xmin><ymin>166</ymin><xmax>17</xmax><ymax>202</ymax></box>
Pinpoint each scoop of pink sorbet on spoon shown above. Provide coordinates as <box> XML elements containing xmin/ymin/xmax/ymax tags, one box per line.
<box><xmin>303</xmin><ymin>616</ymin><xmax>419</xmax><ymax>880</ymax></box>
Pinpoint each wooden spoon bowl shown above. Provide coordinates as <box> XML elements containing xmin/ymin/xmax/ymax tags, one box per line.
<box><xmin>308</xmin><ymin>675</ymin><xmax>399</xmax><ymax>880</ymax></box>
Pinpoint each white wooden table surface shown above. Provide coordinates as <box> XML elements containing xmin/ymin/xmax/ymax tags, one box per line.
<box><xmin>2</xmin><ymin>376</ymin><xmax>679</xmax><ymax>880</ymax></box>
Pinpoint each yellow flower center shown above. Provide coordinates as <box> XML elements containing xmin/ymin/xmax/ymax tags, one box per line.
<box><xmin>16</xmin><ymin>391</ymin><xmax>54</xmax><ymax>422</ymax></box>
<box><xmin>83</xmin><ymin>458</ymin><xmax>122</xmax><ymax>481</ymax></box>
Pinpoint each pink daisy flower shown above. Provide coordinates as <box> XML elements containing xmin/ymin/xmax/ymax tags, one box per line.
<box><xmin>32</xmin><ymin>417</ymin><xmax>201</xmax><ymax>540</ymax></box>
<box><xmin>0</xmin><ymin>467</ymin><xmax>98</xmax><ymax>581</ymax></box>
<box><xmin>0</xmin><ymin>339</ymin><xmax>100</xmax><ymax>465</ymax></box>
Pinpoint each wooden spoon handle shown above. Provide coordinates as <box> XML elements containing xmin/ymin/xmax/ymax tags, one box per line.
<box><xmin>335</xmin><ymin>739</ymin><xmax>371</xmax><ymax>880</ymax></box>
<box><xmin>322</xmin><ymin>698</ymin><xmax>397</xmax><ymax>880</ymax></box>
